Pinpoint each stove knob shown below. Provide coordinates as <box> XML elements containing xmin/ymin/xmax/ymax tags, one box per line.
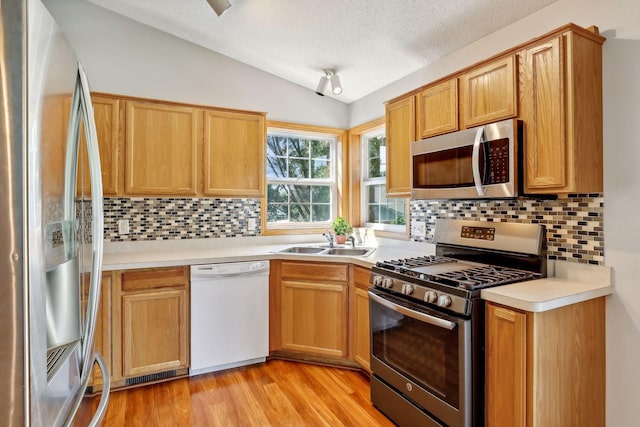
<box><xmin>424</xmin><ymin>291</ymin><xmax>437</xmax><ymax>304</ymax></box>
<box><xmin>401</xmin><ymin>284</ymin><xmax>415</xmax><ymax>295</ymax></box>
<box><xmin>372</xmin><ymin>275</ymin><xmax>383</xmax><ymax>286</ymax></box>
<box><xmin>438</xmin><ymin>295</ymin><xmax>452</xmax><ymax>308</ymax></box>
<box><xmin>382</xmin><ymin>278</ymin><xmax>394</xmax><ymax>289</ymax></box>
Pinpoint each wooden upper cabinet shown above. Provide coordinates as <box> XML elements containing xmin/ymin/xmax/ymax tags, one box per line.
<box><xmin>519</xmin><ymin>30</ymin><xmax>604</xmax><ymax>194</ymax></box>
<box><xmin>124</xmin><ymin>101</ymin><xmax>202</xmax><ymax>196</ymax></box>
<box><xmin>385</xmin><ymin>95</ymin><xmax>415</xmax><ymax>197</ymax></box>
<box><xmin>202</xmin><ymin>109</ymin><xmax>266</xmax><ymax>197</ymax></box>
<box><xmin>78</xmin><ymin>95</ymin><xmax>121</xmax><ymax>196</ymax></box>
<box><xmin>459</xmin><ymin>55</ymin><xmax>517</xmax><ymax>128</ymax></box>
<box><xmin>416</xmin><ymin>79</ymin><xmax>458</xmax><ymax>139</ymax></box>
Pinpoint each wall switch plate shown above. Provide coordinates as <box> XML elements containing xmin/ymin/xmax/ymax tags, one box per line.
<box><xmin>247</xmin><ymin>218</ymin><xmax>257</xmax><ymax>231</ymax></box>
<box><xmin>411</xmin><ymin>220</ymin><xmax>426</xmax><ymax>237</ymax></box>
<box><xmin>118</xmin><ymin>219</ymin><xmax>130</xmax><ymax>235</ymax></box>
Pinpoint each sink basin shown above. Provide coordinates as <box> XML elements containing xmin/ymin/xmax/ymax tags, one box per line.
<box><xmin>275</xmin><ymin>245</ymin><xmax>376</xmax><ymax>257</ymax></box>
<box><xmin>324</xmin><ymin>248</ymin><xmax>375</xmax><ymax>257</ymax></box>
<box><xmin>278</xmin><ymin>246</ymin><xmax>326</xmax><ymax>254</ymax></box>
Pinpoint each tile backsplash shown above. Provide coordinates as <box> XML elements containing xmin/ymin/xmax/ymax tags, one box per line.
<box><xmin>410</xmin><ymin>194</ymin><xmax>604</xmax><ymax>265</ymax></box>
<box><xmin>103</xmin><ymin>197</ymin><xmax>261</xmax><ymax>242</ymax></box>
<box><xmin>99</xmin><ymin>194</ymin><xmax>604</xmax><ymax>265</ymax></box>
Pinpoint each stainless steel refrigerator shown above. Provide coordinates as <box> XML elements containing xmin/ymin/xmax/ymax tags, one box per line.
<box><xmin>1</xmin><ymin>0</ymin><xmax>110</xmax><ymax>425</ymax></box>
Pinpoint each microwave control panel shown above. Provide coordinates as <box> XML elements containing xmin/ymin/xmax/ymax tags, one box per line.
<box><xmin>486</xmin><ymin>138</ymin><xmax>510</xmax><ymax>184</ymax></box>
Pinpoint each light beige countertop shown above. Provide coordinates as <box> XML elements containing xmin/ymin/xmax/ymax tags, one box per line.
<box><xmin>102</xmin><ymin>234</ymin><xmax>435</xmax><ymax>271</ymax></box>
<box><xmin>103</xmin><ymin>234</ymin><xmax>613</xmax><ymax>312</ymax></box>
<box><xmin>481</xmin><ymin>261</ymin><xmax>613</xmax><ymax>312</ymax></box>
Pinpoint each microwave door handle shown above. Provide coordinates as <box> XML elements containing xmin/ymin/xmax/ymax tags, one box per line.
<box><xmin>472</xmin><ymin>127</ymin><xmax>486</xmax><ymax>196</ymax></box>
<box><xmin>368</xmin><ymin>292</ymin><xmax>456</xmax><ymax>330</ymax></box>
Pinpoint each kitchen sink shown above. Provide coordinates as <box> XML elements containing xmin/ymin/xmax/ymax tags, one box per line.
<box><xmin>323</xmin><ymin>248</ymin><xmax>374</xmax><ymax>256</ymax></box>
<box><xmin>275</xmin><ymin>245</ymin><xmax>375</xmax><ymax>257</ymax></box>
<box><xmin>278</xmin><ymin>246</ymin><xmax>326</xmax><ymax>254</ymax></box>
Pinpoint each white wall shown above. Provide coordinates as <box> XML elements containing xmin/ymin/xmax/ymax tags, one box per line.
<box><xmin>43</xmin><ymin>0</ymin><xmax>349</xmax><ymax>129</ymax></box>
<box><xmin>46</xmin><ymin>0</ymin><xmax>640</xmax><ymax>425</ymax></box>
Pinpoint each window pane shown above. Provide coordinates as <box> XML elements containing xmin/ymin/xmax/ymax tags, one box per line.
<box><xmin>267</xmin><ymin>135</ymin><xmax>288</xmax><ymax>157</ymax></box>
<box><xmin>288</xmin><ymin>158</ymin><xmax>309</xmax><ymax>178</ymax></box>
<box><xmin>367</xmin><ymin>136</ymin><xmax>387</xmax><ymax>179</ymax></box>
<box><xmin>290</xmin><ymin>204</ymin><xmax>311</xmax><ymax>222</ymax></box>
<box><xmin>311</xmin><ymin>186</ymin><xmax>331</xmax><ymax>203</ymax></box>
<box><xmin>312</xmin><ymin>205</ymin><xmax>330</xmax><ymax>222</ymax></box>
<box><xmin>267</xmin><ymin>184</ymin><xmax>288</xmax><ymax>203</ymax></box>
<box><xmin>311</xmin><ymin>139</ymin><xmax>331</xmax><ymax>159</ymax></box>
<box><xmin>267</xmin><ymin>156</ymin><xmax>288</xmax><ymax>178</ymax></box>
<box><xmin>288</xmin><ymin>138</ymin><xmax>309</xmax><ymax>158</ymax></box>
<box><xmin>267</xmin><ymin>204</ymin><xmax>288</xmax><ymax>222</ymax></box>
<box><xmin>311</xmin><ymin>159</ymin><xmax>330</xmax><ymax>178</ymax></box>
<box><xmin>368</xmin><ymin>184</ymin><xmax>381</xmax><ymax>203</ymax></box>
<box><xmin>289</xmin><ymin>185</ymin><xmax>311</xmax><ymax>203</ymax></box>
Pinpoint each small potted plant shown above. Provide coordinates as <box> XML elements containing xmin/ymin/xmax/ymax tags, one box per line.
<box><xmin>331</xmin><ymin>216</ymin><xmax>352</xmax><ymax>244</ymax></box>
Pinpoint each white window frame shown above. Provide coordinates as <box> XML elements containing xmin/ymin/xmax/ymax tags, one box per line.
<box><xmin>266</xmin><ymin>128</ymin><xmax>338</xmax><ymax>230</ymax></box>
<box><xmin>361</xmin><ymin>129</ymin><xmax>406</xmax><ymax>233</ymax></box>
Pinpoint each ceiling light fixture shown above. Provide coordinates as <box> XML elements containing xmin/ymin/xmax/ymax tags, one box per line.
<box><xmin>207</xmin><ymin>0</ymin><xmax>232</xmax><ymax>16</ymax></box>
<box><xmin>315</xmin><ymin>69</ymin><xmax>342</xmax><ymax>96</ymax></box>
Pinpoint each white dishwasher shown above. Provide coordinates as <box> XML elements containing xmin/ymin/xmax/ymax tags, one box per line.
<box><xmin>189</xmin><ymin>260</ymin><xmax>269</xmax><ymax>376</ymax></box>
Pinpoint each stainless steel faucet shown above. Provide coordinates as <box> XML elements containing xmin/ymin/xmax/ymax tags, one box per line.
<box><xmin>322</xmin><ymin>231</ymin><xmax>334</xmax><ymax>248</ymax></box>
<box><xmin>347</xmin><ymin>235</ymin><xmax>356</xmax><ymax>248</ymax></box>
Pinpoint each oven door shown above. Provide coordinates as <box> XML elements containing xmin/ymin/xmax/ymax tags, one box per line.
<box><xmin>369</xmin><ymin>289</ymin><xmax>471</xmax><ymax>427</ymax></box>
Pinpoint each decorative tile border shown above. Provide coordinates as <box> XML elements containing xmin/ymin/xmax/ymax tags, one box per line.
<box><xmin>410</xmin><ymin>194</ymin><xmax>604</xmax><ymax>265</ymax></box>
<box><xmin>102</xmin><ymin>198</ymin><xmax>261</xmax><ymax>242</ymax></box>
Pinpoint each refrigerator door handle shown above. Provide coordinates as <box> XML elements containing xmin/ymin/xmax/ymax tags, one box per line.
<box><xmin>88</xmin><ymin>352</ymin><xmax>111</xmax><ymax>427</ymax></box>
<box><xmin>76</xmin><ymin>62</ymin><xmax>105</xmax><ymax>378</ymax></box>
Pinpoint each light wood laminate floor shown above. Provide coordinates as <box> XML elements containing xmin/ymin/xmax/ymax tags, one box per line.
<box><xmin>75</xmin><ymin>360</ymin><xmax>395</xmax><ymax>426</ymax></box>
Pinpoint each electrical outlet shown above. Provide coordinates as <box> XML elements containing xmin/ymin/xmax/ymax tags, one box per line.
<box><xmin>411</xmin><ymin>220</ymin><xmax>426</xmax><ymax>237</ymax></box>
<box><xmin>247</xmin><ymin>218</ymin><xmax>257</xmax><ymax>231</ymax></box>
<box><xmin>118</xmin><ymin>219</ymin><xmax>130</xmax><ymax>235</ymax></box>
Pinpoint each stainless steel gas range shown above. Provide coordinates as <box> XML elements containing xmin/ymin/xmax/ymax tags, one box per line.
<box><xmin>369</xmin><ymin>219</ymin><xmax>546</xmax><ymax>427</ymax></box>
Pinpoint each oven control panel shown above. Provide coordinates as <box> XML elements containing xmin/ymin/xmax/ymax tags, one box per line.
<box><xmin>369</xmin><ymin>273</ymin><xmax>468</xmax><ymax>315</ymax></box>
<box><xmin>461</xmin><ymin>225</ymin><xmax>495</xmax><ymax>241</ymax></box>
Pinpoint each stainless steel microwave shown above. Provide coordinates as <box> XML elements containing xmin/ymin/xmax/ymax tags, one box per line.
<box><xmin>411</xmin><ymin>118</ymin><xmax>522</xmax><ymax>200</ymax></box>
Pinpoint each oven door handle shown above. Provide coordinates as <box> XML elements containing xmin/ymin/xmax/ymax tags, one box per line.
<box><xmin>369</xmin><ymin>292</ymin><xmax>457</xmax><ymax>330</ymax></box>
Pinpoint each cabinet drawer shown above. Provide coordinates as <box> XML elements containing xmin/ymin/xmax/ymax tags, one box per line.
<box><xmin>353</xmin><ymin>265</ymin><xmax>371</xmax><ymax>289</ymax></box>
<box><xmin>121</xmin><ymin>266</ymin><xmax>188</xmax><ymax>292</ymax></box>
<box><xmin>281</xmin><ymin>262</ymin><xmax>348</xmax><ymax>282</ymax></box>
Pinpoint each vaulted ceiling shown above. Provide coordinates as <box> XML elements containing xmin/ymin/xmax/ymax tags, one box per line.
<box><xmin>84</xmin><ymin>0</ymin><xmax>557</xmax><ymax>103</ymax></box>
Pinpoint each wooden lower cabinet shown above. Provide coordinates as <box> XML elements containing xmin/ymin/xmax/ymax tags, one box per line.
<box><xmin>350</xmin><ymin>265</ymin><xmax>371</xmax><ymax>372</ymax></box>
<box><xmin>85</xmin><ymin>272</ymin><xmax>114</xmax><ymax>392</ymax></box>
<box><xmin>111</xmin><ymin>266</ymin><xmax>190</xmax><ymax>387</ymax></box>
<box><xmin>485</xmin><ymin>299</ymin><xmax>605</xmax><ymax>427</ymax></box>
<box><xmin>271</xmin><ymin>261</ymin><xmax>350</xmax><ymax>360</ymax></box>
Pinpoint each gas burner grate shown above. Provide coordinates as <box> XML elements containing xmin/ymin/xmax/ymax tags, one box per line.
<box><xmin>432</xmin><ymin>266</ymin><xmax>535</xmax><ymax>290</ymax></box>
<box><xmin>377</xmin><ymin>255</ymin><xmax>457</xmax><ymax>270</ymax></box>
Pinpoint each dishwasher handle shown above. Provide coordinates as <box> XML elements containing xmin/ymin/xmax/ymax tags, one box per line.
<box><xmin>191</xmin><ymin>261</ymin><xmax>270</xmax><ymax>279</ymax></box>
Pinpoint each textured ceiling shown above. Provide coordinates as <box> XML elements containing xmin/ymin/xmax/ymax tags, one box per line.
<box><xmin>84</xmin><ymin>0</ymin><xmax>557</xmax><ymax>103</ymax></box>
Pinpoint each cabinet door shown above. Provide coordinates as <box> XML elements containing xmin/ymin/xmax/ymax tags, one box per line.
<box><xmin>460</xmin><ymin>56</ymin><xmax>517</xmax><ymax>128</ymax></box>
<box><xmin>121</xmin><ymin>289</ymin><xmax>188</xmax><ymax>377</ymax></box>
<box><xmin>351</xmin><ymin>266</ymin><xmax>371</xmax><ymax>371</ymax></box>
<box><xmin>202</xmin><ymin>110</ymin><xmax>265</xmax><ymax>197</ymax></box>
<box><xmin>124</xmin><ymin>101</ymin><xmax>201</xmax><ymax>195</ymax></box>
<box><xmin>83</xmin><ymin>272</ymin><xmax>113</xmax><ymax>390</ymax></box>
<box><xmin>385</xmin><ymin>96</ymin><xmax>415</xmax><ymax>197</ymax></box>
<box><xmin>519</xmin><ymin>36</ymin><xmax>566</xmax><ymax>191</ymax></box>
<box><xmin>485</xmin><ymin>303</ymin><xmax>527</xmax><ymax>427</ymax></box>
<box><xmin>416</xmin><ymin>79</ymin><xmax>458</xmax><ymax>139</ymax></box>
<box><xmin>281</xmin><ymin>280</ymin><xmax>348</xmax><ymax>357</ymax></box>
<box><xmin>78</xmin><ymin>96</ymin><xmax>121</xmax><ymax>196</ymax></box>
